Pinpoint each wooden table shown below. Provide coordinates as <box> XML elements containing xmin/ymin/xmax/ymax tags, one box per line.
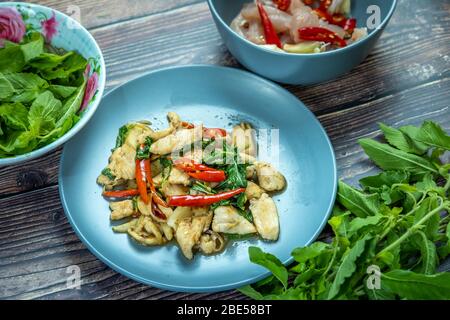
<box><xmin>1</xmin><ymin>0</ymin><xmax>449</xmax><ymax>300</ymax></box>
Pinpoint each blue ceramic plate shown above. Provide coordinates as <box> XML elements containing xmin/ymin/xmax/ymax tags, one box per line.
<box><xmin>59</xmin><ymin>65</ymin><xmax>337</xmax><ymax>292</ymax></box>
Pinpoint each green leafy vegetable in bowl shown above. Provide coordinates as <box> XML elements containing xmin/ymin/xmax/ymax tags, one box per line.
<box><xmin>241</xmin><ymin>120</ymin><xmax>450</xmax><ymax>300</ymax></box>
<box><xmin>0</xmin><ymin>32</ymin><xmax>89</xmax><ymax>157</ymax></box>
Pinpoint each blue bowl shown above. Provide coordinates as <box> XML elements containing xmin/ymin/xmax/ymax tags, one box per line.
<box><xmin>208</xmin><ymin>0</ymin><xmax>397</xmax><ymax>85</ymax></box>
<box><xmin>0</xmin><ymin>2</ymin><xmax>106</xmax><ymax>166</ymax></box>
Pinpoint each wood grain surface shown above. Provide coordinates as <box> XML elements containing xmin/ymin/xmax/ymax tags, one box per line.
<box><xmin>0</xmin><ymin>0</ymin><xmax>449</xmax><ymax>300</ymax></box>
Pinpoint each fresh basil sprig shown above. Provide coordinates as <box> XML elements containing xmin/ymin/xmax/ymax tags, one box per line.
<box><xmin>241</xmin><ymin>121</ymin><xmax>450</xmax><ymax>300</ymax></box>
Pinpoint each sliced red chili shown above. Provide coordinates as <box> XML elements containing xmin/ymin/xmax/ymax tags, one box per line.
<box><xmin>187</xmin><ymin>170</ymin><xmax>226</xmax><ymax>183</ymax></box>
<box><xmin>298</xmin><ymin>27</ymin><xmax>347</xmax><ymax>47</ymax></box>
<box><xmin>174</xmin><ymin>158</ymin><xmax>217</xmax><ymax>172</ymax></box>
<box><xmin>313</xmin><ymin>9</ymin><xmax>357</xmax><ymax>33</ymax></box>
<box><xmin>203</xmin><ymin>127</ymin><xmax>227</xmax><ymax>139</ymax></box>
<box><xmin>167</xmin><ymin>188</ymin><xmax>245</xmax><ymax>207</ymax></box>
<box><xmin>142</xmin><ymin>157</ymin><xmax>169</xmax><ymax>207</ymax></box>
<box><xmin>102</xmin><ymin>189</ymin><xmax>140</xmax><ymax>198</ymax></box>
<box><xmin>256</xmin><ymin>1</ymin><xmax>282</xmax><ymax>48</ymax></box>
<box><xmin>273</xmin><ymin>0</ymin><xmax>291</xmax><ymax>11</ymax></box>
<box><xmin>152</xmin><ymin>201</ymin><xmax>167</xmax><ymax>220</ymax></box>
<box><xmin>344</xmin><ymin>18</ymin><xmax>356</xmax><ymax>33</ymax></box>
<box><xmin>135</xmin><ymin>159</ymin><xmax>149</xmax><ymax>204</ymax></box>
<box><xmin>180</xmin><ymin>121</ymin><xmax>195</xmax><ymax>129</ymax></box>
<box><xmin>319</xmin><ymin>0</ymin><xmax>332</xmax><ymax>10</ymax></box>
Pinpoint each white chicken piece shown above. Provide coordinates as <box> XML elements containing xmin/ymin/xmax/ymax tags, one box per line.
<box><xmin>249</xmin><ymin>193</ymin><xmax>279</xmax><ymax>241</ymax></box>
<box><xmin>144</xmin><ymin>218</ymin><xmax>163</xmax><ymax>243</ymax></box>
<box><xmin>124</xmin><ymin>123</ymin><xmax>153</xmax><ymax>149</ymax></box>
<box><xmin>160</xmin><ymin>223</ymin><xmax>174</xmax><ymax>241</ymax></box>
<box><xmin>245</xmin><ymin>181</ymin><xmax>264</xmax><ymax>200</ymax></box>
<box><xmin>198</xmin><ymin>231</ymin><xmax>225</xmax><ymax>255</ymax></box>
<box><xmin>109</xmin><ymin>200</ymin><xmax>135</xmax><ymax>220</ymax></box>
<box><xmin>212</xmin><ymin>206</ymin><xmax>256</xmax><ymax>235</ymax></box>
<box><xmin>160</xmin><ymin>182</ymin><xmax>189</xmax><ymax>197</ymax></box>
<box><xmin>150</xmin><ymin>126</ymin><xmax>203</xmax><ymax>155</ymax></box>
<box><xmin>192</xmin><ymin>207</ymin><xmax>213</xmax><ymax>231</ymax></box>
<box><xmin>246</xmin><ymin>165</ymin><xmax>256</xmax><ymax>179</ymax></box>
<box><xmin>108</xmin><ymin>143</ymin><xmax>136</xmax><ymax>180</ymax></box>
<box><xmin>232</xmin><ymin>123</ymin><xmax>256</xmax><ymax>156</ymax></box>
<box><xmin>241</xmin><ymin>3</ymin><xmax>291</xmax><ymax>33</ymax></box>
<box><xmin>255</xmin><ymin>161</ymin><xmax>286</xmax><ymax>191</ymax></box>
<box><xmin>153</xmin><ymin>167</ymin><xmax>191</xmax><ymax>186</ymax></box>
<box><xmin>175</xmin><ymin>215</ymin><xmax>209</xmax><ymax>259</ymax></box>
<box><xmin>167</xmin><ymin>206</ymin><xmax>192</xmax><ymax>230</ymax></box>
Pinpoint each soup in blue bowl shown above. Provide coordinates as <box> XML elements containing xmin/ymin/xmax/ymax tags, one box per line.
<box><xmin>208</xmin><ymin>0</ymin><xmax>397</xmax><ymax>85</ymax></box>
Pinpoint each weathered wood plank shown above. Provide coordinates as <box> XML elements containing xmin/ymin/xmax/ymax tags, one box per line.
<box><xmin>11</xmin><ymin>0</ymin><xmax>202</xmax><ymax>29</ymax></box>
<box><xmin>0</xmin><ymin>76</ymin><xmax>448</xmax><ymax>299</ymax></box>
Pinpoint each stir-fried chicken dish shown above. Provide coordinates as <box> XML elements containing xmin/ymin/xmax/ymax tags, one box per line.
<box><xmin>231</xmin><ymin>0</ymin><xmax>367</xmax><ymax>53</ymax></box>
<box><xmin>97</xmin><ymin>112</ymin><xmax>286</xmax><ymax>259</ymax></box>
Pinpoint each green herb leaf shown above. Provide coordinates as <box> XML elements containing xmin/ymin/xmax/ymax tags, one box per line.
<box><xmin>328</xmin><ymin>237</ymin><xmax>368</xmax><ymax>299</ymax></box>
<box><xmin>379</xmin><ymin>123</ymin><xmax>428</xmax><ymax>155</ymax></box>
<box><xmin>101</xmin><ymin>168</ymin><xmax>116</xmax><ymax>180</ymax></box>
<box><xmin>0</xmin><ymin>103</ymin><xmax>29</xmax><ymax>131</ymax></box>
<box><xmin>337</xmin><ymin>180</ymin><xmax>381</xmax><ymax>217</ymax></box>
<box><xmin>55</xmin><ymin>80</ymin><xmax>86</xmax><ymax>127</ymax></box>
<box><xmin>359</xmin><ymin>138</ymin><xmax>438</xmax><ymax>177</ymax></box>
<box><xmin>28</xmin><ymin>91</ymin><xmax>62</xmax><ymax>137</ymax></box>
<box><xmin>291</xmin><ymin>242</ymin><xmax>330</xmax><ymax>263</ymax></box>
<box><xmin>248</xmin><ymin>246</ymin><xmax>288</xmax><ymax>289</ymax></box>
<box><xmin>411</xmin><ymin>231</ymin><xmax>437</xmax><ymax>275</ymax></box>
<box><xmin>136</xmin><ymin>137</ymin><xmax>153</xmax><ymax>160</ymax></box>
<box><xmin>414</xmin><ymin>121</ymin><xmax>450</xmax><ymax>151</ymax></box>
<box><xmin>115</xmin><ymin>124</ymin><xmax>130</xmax><ymax>149</ymax></box>
<box><xmin>381</xmin><ymin>270</ymin><xmax>450</xmax><ymax>300</ymax></box>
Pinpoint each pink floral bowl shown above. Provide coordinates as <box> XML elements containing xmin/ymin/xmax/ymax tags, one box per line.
<box><xmin>0</xmin><ymin>2</ymin><xmax>105</xmax><ymax>166</ymax></box>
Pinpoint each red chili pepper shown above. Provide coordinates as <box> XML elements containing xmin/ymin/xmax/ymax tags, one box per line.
<box><xmin>313</xmin><ymin>9</ymin><xmax>357</xmax><ymax>33</ymax></box>
<box><xmin>319</xmin><ymin>0</ymin><xmax>332</xmax><ymax>10</ymax></box>
<box><xmin>203</xmin><ymin>127</ymin><xmax>227</xmax><ymax>139</ymax></box>
<box><xmin>298</xmin><ymin>27</ymin><xmax>347</xmax><ymax>47</ymax></box>
<box><xmin>180</xmin><ymin>121</ymin><xmax>195</xmax><ymax>129</ymax></box>
<box><xmin>187</xmin><ymin>170</ymin><xmax>226</xmax><ymax>183</ymax></box>
<box><xmin>152</xmin><ymin>201</ymin><xmax>167</xmax><ymax>220</ymax></box>
<box><xmin>179</xmin><ymin>121</ymin><xmax>227</xmax><ymax>139</ymax></box>
<box><xmin>273</xmin><ymin>0</ymin><xmax>291</xmax><ymax>11</ymax></box>
<box><xmin>256</xmin><ymin>1</ymin><xmax>282</xmax><ymax>48</ymax></box>
<box><xmin>167</xmin><ymin>188</ymin><xmax>245</xmax><ymax>207</ymax></box>
<box><xmin>174</xmin><ymin>158</ymin><xmax>217</xmax><ymax>172</ymax></box>
<box><xmin>135</xmin><ymin>159</ymin><xmax>149</xmax><ymax>204</ymax></box>
<box><xmin>344</xmin><ymin>18</ymin><xmax>356</xmax><ymax>33</ymax></box>
<box><xmin>102</xmin><ymin>189</ymin><xmax>140</xmax><ymax>198</ymax></box>
<box><xmin>142</xmin><ymin>156</ymin><xmax>169</xmax><ymax>207</ymax></box>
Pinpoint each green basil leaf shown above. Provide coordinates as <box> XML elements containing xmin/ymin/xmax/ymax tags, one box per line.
<box><xmin>238</xmin><ymin>285</ymin><xmax>265</xmax><ymax>300</ymax></box>
<box><xmin>0</xmin><ymin>103</ymin><xmax>29</xmax><ymax>131</ymax></box>
<box><xmin>328</xmin><ymin>237</ymin><xmax>368</xmax><ymax>299</ymax></box>
<box><xmin>55</xmin><ymin>80</ymin><xmax>86</xmax><ymax>127</ymax></box>
<box><xmin>337</xmin><ymin>180</ymin><xmax>381</xmax><ymax>217</ymax></box>
<box><xmin>359</xmin><ymin>170</ymin><xmax>410</xmax><ymax>189</ymax></box>
<box><xmin>28</xmin><ymin>91</ymin><xmax>62</xmax><ymax>136</ymax></box>
<box><xmin>0</xmin><ymin>45</ymin><xmax>25</xmax><ymax>73</ymax></box>
<box><xmin>20</xmin><ymin>32</ymin><xmax>44</xmax><ymax>62</ymax></box>
<box><xmin>411</xmin><ymin>231</ymin><xmax>437</xmax><ymax>275</ymax></box>
<box><xmin>415</xmin><ymin>121</ymin><xmax>450</xmax><ymax>151</ymax></box>
<box><xmin>48</xmin><ymin>84</ymin><xmax>78</xmax><ymax>99</ymax></box>
<box><xmin>27</xmin><ymin>51</ymin><xmax>73</xmax><ymax>70</ymax></box>
<box><xmin>39</xmin><ymin>53</ymin><xmax>87</xmax><ymax>80</ymax></box>
<box><xmin>291</xmin><ymin>242</ymin><xmax>330</xmax><ymax>263</ymax></box>
<box><xmin>2</xmin><ymin>73</ymin><xmax>48</xmax><ymax>103</ymax></box>
<box><xmin>248</xmin><ymin>246</ymin><xmax>288</xmax><ymax>289</ymax></box>
<box><xmin>381</xmin><ymin>270</ymin><xmax>450</xmax><ymax>299</ymax></box>
<box><xmin>359</xmin><ymin>138</ymin><xmax>438</xmax><ymax>177</ymax></box>
<box><xmin>379</xmin><ymin>123</ymin><xmax>428</xmax><ymax>155</ymax></box>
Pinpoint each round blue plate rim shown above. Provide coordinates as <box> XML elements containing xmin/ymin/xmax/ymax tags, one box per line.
<box><xmin>58</xmin><ymin>64</ymin><xmax>337</xmax><ymax>293</ymax></box>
